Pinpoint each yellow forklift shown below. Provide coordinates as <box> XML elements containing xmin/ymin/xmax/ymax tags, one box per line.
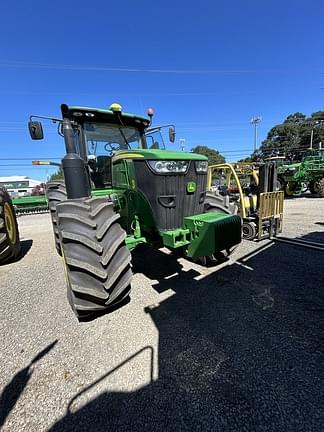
<box><xmin>205</xmin><ymin>163</ymin><xmax>284</xmax><ymax>240</ymax></box>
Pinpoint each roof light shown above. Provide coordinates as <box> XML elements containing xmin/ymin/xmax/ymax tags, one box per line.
<box><xmin>109</xmin><ymin>103</ymin><xmax>122</xmax><ymax>112</ymax></box>
<box><xmin>147</xmin><ymin>107</ymin><xmax>154</xmax><ymax>117</ymax></box>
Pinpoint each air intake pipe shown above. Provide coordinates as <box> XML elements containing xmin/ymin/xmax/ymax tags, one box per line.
<box><xmin>61</xmin><ymin>118</ymin><xmax>91</xmax><ymax>199</ymax></box>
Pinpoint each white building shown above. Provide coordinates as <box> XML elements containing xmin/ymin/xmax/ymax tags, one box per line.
<box><xmin>0</xmin><ymin>176</ymin><xmax>44</xmax><ymax>197</ymax></box>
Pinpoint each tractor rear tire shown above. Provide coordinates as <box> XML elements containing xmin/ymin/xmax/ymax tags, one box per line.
<box><xmin>46</xmin><ymin>181</ymin><xmax>67</xmax><ymax>255</ymax></box>
<box><xmin>316</xmin><ymin>178</ymin><xmax>324</xmax><ymax>197</ymax></box>
<box><xmin>0</xmin><ymin>189</ymin><xmax>21</xmax><ymax>264</ymax></box>
<box><xmin>276</xmin><ymin>177</ymin><xmax>285</xmax><ymax>191</ymax></box>
<box><xmin>56</xmin><ymin>197</ymin><xmax>132</xmax><ymax>319</ymax></box>
<box><xmin>284</xmin><ymin>181</ymin><xmax>296</xmax><ymax>197</ymax></box>
<box><xmin>204</xmin><ymin>191</ymin><xmax>238</xmax><ymax>215</ymax></box>
<box><xmin>308</xmin><ymin>181</ymin><xmax>319</xmax><ymax>194</ymax></box>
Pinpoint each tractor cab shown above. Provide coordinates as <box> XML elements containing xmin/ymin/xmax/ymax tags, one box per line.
<box><xmin>59</xmin><ymin>104</ymin><xmax>176</xmax><ymax>191</ymax></box>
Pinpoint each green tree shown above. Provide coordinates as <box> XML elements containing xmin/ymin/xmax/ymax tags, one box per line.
<box><xmin>191</xmin><ymin>145</ymin><xmax>225</xmax><ymax>165</ymax></box>
<box><xmin>252</xmin><ymin>111</ymin><xmax>324</xmax><ymax>161</ymax></box>
<box><xmin>49</xmin><ymin>166</ymin><xmax>64</xmax><ymax>181</ymax></box>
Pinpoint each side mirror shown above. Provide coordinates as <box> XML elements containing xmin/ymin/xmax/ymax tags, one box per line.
<box><xmin>28</xmin><ymin>121</ymin><xmax>44</xmax><ymax>140</ymax></box>
<box><xmin>169</xmin><ymin>127</ymin><xmax>176</xmax><ymax>143</ymax></box>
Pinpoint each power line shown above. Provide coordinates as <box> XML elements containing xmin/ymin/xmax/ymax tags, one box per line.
<box><xmin>0</xmin><ymin>60</ymin><xmax>321</xmax><ymax>75</ymax></box>
<box><xmin>0</xmin><ymin>157</ymin><xmax>61</xmax><ymax>160</ymax></box>
<box><xmin>0</xmin><ymin>164</ymin><xmax>58</xmax><ymax>167</ymax></box>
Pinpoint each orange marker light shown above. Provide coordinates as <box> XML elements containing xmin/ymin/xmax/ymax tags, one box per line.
<box><xmin>32</xmin><ymin>161</ymin><xmax>50</xmax><ymax>165</ymax></box>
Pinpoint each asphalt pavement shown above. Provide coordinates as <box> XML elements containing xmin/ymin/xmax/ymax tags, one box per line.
<box><xmin>1</xmin><ymin>198</ymin><xmax>324</xmax><ymax>431</ymax></box>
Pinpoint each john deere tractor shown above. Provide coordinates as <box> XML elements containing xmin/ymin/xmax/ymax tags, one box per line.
<box><xmin>0</xmin><ymin>188</ymin><xmax>21</xmax><ymax>264</ymax></box>
<box><xmin>28</xmin><ymin>103</ymin><xmax>241</xmax><ymax>319</ymax></box>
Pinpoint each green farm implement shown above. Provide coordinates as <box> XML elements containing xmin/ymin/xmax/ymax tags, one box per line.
<box><xmin>275</xmin><ymin>149</ymin><xmax>324</xmax><ymax>197</ymax></box>
<box><xmin>28</xmin><ymin>103</ymin><xmax>242</xmax><ymax>319</ymax></box>
<box><xmin>12</xmin><ymin>195</ymin><xmax>48</xmax><ymax>214</ymax></box>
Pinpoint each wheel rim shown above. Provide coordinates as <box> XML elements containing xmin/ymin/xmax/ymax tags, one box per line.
<box><xmin>4</xmin><ymin>202</ymin><xmax>17</xmax><ymax>244</ymax></box>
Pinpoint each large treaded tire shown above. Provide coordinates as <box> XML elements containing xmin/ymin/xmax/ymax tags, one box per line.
<box><xmin>56</xmin><ymin>197</ymin><xmax>132</xmax><ymax>319</ymax></box>
<box><xmin>284</xmin><ymin>181</ymin><xmax>296</xmax><ymax>197</ymax></box>
<box><xmin>317</xmin><ymin>178</ymin><xmax>324</xmax><ymax>198</ymax></box>
<box><xmin>308</xmin><ymin>181</ymin><xmax>319</xmax><ymax>194</ymax></box>
<box><xmin>46</xmin><ymin>181</ymin><xmax>67</xmax><ymax>255</ymax></box>
<box><xmin>0</xmin><ymin>189</ymin><xmax>21</xmax><ymax>264</ymax></box>
<box><xmin>276</xmin><ymin>177</ymin><xmax>285</xmax><ymax>192</ymax></box>
<box><xmin>204</xmin><ymin>191</ymin><xmax>238</xmax><ymax>215</ymax></box>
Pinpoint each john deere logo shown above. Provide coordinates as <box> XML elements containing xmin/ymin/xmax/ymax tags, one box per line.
<box><xmin>187</xmin><ymin>181</ymin><xmax>196</xmax><ymax>193</ymax></box>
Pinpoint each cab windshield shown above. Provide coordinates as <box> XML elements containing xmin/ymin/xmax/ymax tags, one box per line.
<box><xmin>84</xmin><ymin>122</ymin><xmax>142</xmax><ymax>156</ymax></box>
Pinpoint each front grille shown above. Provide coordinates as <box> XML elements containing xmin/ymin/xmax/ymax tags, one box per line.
<box><xmin>134</xmin><ymin>160</ymin><xmax>207</xmax><ymax>230</ymax></box>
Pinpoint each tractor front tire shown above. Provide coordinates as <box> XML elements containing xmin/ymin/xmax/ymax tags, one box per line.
<box><xmin>46</xmin><ymin>181</ymin><xmax>67</xmax><ymax>255</ymax></box>
<box><xmin>0</xmin><ymin>189</ymin><xmax>21</xmax><ymax>264</ymax></box>
<box><xmin>56</xmin><ymin>197</ymin><xmax>132</xmax><ymax>319</ymax></box>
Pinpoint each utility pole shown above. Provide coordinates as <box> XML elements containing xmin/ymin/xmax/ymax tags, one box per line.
<box><xmin>310</xmin><ymin>120</ymin><xmax>323</xmax><ymax>149</ymax></box>
<box><xmin>310</xmin><ymin>128</ymin><xmax>314</xmax><ymax>149</ymax></box>
<box><xmin>250</xmin><ymin>116</ymin><xmax>262</xmax><ymax>152</ymax></box>
<box><xmin>179</xmin><ymin>138</ymin><xmax>186</xmax><ymax>152</ymax></box>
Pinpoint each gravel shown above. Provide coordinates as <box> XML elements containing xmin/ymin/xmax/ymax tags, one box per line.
<box><xmin>0</xmin><ymin>198</ymin><xmax>324</xmax><ymax>431</ymax></box>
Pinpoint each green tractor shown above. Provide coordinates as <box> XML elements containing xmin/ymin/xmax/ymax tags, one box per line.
<box><xmin>28</xmin><ymin>103</ymin><xmax>241</xmax><ymax>319</ymax></box>
<box><xmin>276</xmin><ymin>149</ymin><xmax>324</xmax><ymax>197</ymax></box>
<box><xmin>0</xmin><ymin>188</ymin><xmax>21</xmax><ymax>264</ymax></box>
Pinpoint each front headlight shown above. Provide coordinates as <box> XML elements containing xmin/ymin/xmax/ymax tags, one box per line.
<box><xmin>195</xmin><ymin>160</ymin><xmax>208</xmax><ymax>173</ymax></box>
<box><xmin>148</xmin><ymin>160</ymin><xmax>189</xmax><ymax>173</ymax></box>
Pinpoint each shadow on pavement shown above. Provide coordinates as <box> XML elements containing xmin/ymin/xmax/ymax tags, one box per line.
<box><xmin>50</xmin><ymin>236</ymin><xmax>324</xmax><ymax>431</ymax></box>
<box><xmin>0</xmin><ymin>340</ymin><xmax>57</xmax><ymax>428</ymax></box>
<box><xmin>19</xmin><ymin>239</ymin><xmax>33</xmax><ymax>260</ymax></box>
<box><xmin>286</xmin><ymin>230</ymin><xmax>324</xmax><ymax>244</ymax></box>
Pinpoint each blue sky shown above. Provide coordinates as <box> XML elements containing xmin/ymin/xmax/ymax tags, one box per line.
<box><xmin>0</xmin><ymin>0</ymin><xmax>323</xmax><ymax>180</ymax></box>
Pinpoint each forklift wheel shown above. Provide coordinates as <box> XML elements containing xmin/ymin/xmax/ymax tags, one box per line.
<box><xmin>242</xmin><ymin>221</ymin><xmax>257</xmax><ymax>240</ymax></box>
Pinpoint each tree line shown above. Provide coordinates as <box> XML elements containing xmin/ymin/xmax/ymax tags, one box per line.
<box><xmin>250</xmin><ymin>111</ymin><xmax>324</xmax><ymax>162</ymax></box>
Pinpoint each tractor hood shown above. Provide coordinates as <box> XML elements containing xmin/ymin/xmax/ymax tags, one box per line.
<box><xmin>112</xmin><ymin>149</ymin><xmax>208</xmax><ymax>162</ymax></box>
